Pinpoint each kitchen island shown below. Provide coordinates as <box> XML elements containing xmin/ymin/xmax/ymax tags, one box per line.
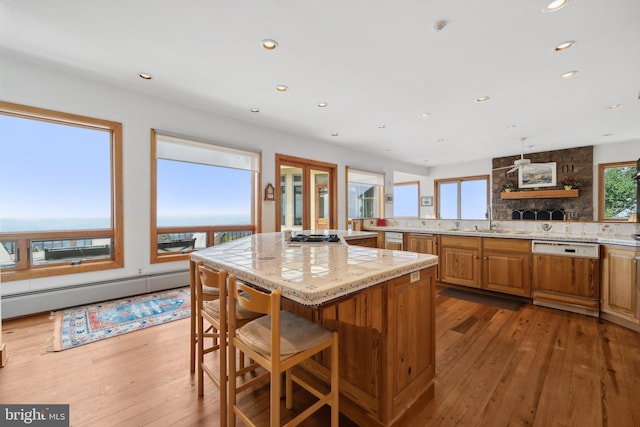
<box><xmin>191</xmin><ymin>231</ymin><xmax>438</xmax><ymax>427</ymax></box>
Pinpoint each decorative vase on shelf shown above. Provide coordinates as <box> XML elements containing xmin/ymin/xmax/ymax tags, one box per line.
<box><xmin>564</xmin><ymin>185</ymin><xmax>572</xmax><ymax>190</ymax></box>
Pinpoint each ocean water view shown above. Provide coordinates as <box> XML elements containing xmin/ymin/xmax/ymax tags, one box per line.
<box><xmin>0</xmin><ymin>215</ymin><xmax>251</xmax><ymax>233</ymax></box>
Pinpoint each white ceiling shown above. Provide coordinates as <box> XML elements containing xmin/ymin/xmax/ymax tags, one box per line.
<box><xmin>2</xmin><ymin>0</ymin><xmax>639</xmax><ymax>167</ymax></box>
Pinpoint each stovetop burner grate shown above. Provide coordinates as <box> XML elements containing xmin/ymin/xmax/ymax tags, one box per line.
<box><xmin>289</xmin><ymin>234</ymin><xmax>341</xmax><ymax>243</ymax></box>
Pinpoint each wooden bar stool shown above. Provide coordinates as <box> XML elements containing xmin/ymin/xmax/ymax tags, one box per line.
<box><xmin>228</xmin><ymin>280</ymin><xmax>339</xmax><ymax>427</ymax></box>
<box><xmin>189</xmin><ymin>259</ymin><xmax>220</xmax><ymax>373</ymax></box>
<box><xmin>196</xmin><ymin>263</ymin><xmax>263</xmax><ymax>426</ymax></box>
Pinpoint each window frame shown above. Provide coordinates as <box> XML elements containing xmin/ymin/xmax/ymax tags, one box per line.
<box><xmin>0</xmin><ymin>101</ymin><xmax>124</xmax><ymax>281</ymax></box>
<box><xmin>435</xmin><ymin>174</ymin><xmax>489</xmax><ymax>220</ymax></box>
<box><xmin>598</xmin><ymin>160</ymin><xmax>637</xmax><ymax>222</ymax></box>
<box><xmin>150</xmin><ymin>130</ymin><xmax>260</xmax><ymax>263</ymax></box>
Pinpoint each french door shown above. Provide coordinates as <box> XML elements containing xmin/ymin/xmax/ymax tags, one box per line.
<box><xmin>276</xmin><ymin>154</ymin><xmax>337</xmax><ymax>232</ymax></box>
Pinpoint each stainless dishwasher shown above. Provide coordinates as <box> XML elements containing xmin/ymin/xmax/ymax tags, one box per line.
<box><xmin>531</xmin><ymin>240</ymin><xmax>600</xmax><ymax>317</ymax></box>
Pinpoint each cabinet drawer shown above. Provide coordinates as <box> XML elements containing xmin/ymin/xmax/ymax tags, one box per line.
<box><xmin>440</xmin><ymin>235</ymin><xmax>481</xmax><ymax>249</ymax></box>
<box><xmin>482</xmin><ymin>237</ymin><xmax>530</xmax><ymax>253</ymax></box>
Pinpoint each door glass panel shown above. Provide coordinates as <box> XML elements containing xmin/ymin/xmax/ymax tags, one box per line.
<box><xmin>280</xmin><ymin>165</ymin><xmax>304</xmax><ymax>231</ymax></box>
<box><xmin>312</xmin><ymin>169</ymin><xmax>330</xmax><ymax>230</ymax></box>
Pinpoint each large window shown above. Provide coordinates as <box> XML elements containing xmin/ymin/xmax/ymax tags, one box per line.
<box><xmin>347</xmin><ymin>168</ymin><xmax>384</xmax><ymax>220</ymax></box>
<box><xmin>0</xmin><ymin>101</ymin><xmax>123</xmax><ymax>281</ymax></box>
<box><xmin>151</xmin><ymin>131</ymin><xmax>260</xmax><ymax>263</ymax></box>
<box><xmin>394</xmin><ymin>181</ymin><xmax>419</xmax><ymax>217</ymax></box>
<box><xmin>598</xmin><ymin>161</ymin><xmax>637</xmax><ymax>221</ymax></box>
<box><xmin>436</xmin><ymin>175</ymin><xmax>489</xmax><ymax>219</ymax></box>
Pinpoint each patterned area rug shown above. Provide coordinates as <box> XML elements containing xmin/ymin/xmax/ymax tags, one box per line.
<box><xmin>50</xmin><ymin>288</ymin><xmax>190</xmax><ymax>351</ymax></box>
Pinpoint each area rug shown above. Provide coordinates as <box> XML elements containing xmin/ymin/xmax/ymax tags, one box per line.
<box><xmin>49</xmin><ymin>288</ymin><xmax>190</xmax><ymax>351</ymax></box>
<box><xmin>438</xmin><ymin>287</ymin><xmax>523</xmax><ymax>311</ymax></box>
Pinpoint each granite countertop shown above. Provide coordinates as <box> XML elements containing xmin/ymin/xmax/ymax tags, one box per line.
<box><xmin>191</xmin><ymin>230</ymin><xmax>437</xmax><ymax>306</ymax></box>
<box><xmin>364</xmin><ymin>225</ymin><xmax>640</xmax><ymax>247</ymax></box>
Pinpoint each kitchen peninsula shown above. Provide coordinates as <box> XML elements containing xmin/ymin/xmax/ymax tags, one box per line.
<box><xmin>191</xmin><ymin>231</ymin><xmax>438</xmax><ymax>427</ymax></box>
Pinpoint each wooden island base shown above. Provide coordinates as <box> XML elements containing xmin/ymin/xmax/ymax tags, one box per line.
<box><xmin>283</xmin><ymin>266</ymin><xmax>436</xmax><ymax>426</ymax></box>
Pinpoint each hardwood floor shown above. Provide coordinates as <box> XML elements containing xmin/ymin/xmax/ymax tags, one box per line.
<box><xmin>1</xmin><ymin>289</ymin><xmax>639</xmax><ymax>426</ymax></box>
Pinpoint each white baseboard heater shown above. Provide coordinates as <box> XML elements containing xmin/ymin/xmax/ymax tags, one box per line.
<box><xmin>1</xmin><ymin>270</ymin><xmax>190</xmax><ymax>319</ymax></box>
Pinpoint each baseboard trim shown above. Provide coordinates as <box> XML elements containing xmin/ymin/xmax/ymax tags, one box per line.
<box><xmin>1</xmin><ymin>270</ymin><xmax>189</xmax><ymax>319</ymax></box>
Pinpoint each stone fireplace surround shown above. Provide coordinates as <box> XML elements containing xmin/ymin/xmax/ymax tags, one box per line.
<box><xmin>492</xmin><ymin>145</ymin><xmax>593</xmax><ymax>221</ymax></box>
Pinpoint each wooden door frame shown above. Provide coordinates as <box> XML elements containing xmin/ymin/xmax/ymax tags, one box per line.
<box><xmin>275</xmin><ymin>154</ymin><xmax>338</xmax><ymax>231</ymax></box>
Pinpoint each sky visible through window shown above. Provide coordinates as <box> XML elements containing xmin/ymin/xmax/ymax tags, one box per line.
<box><xmin>157</xmin><ymin>159</ymin><xmax>252</xmax><ymax>226</ymax></box>
<box><xmin>0</xmin><ymin>115</ymin><xmax>111</xmax><ymax>232</ymax></box>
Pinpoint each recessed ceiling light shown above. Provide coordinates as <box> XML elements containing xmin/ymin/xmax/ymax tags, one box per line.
<box><xmin>435</xmin><ymin>139</ymin><xmax>445</xmax><ymax>144</ymax></box>
<box><xmin>331</xmin><ymin>133</ymin><xmax>339</xmax><ymax>137</ymax></box>
<box><xmin>560</xmin><ymin>70</ymin><xmax>578</xmax><ymax>79</ymax></box>
<box><xmin>250</xmin><ymin>108</ymin><xmax>260</xmax><ymax>113</ymax></box>
<box><xmin>423</xmin><ymin>159</ymin><xmax>429</xmax><ymax>163</ymax></box>
<box><xmin>420</xmin><ymin>113</ymin><xmax>431</xmax><ymax>118</ymax></box>
<box><xmin>261</xmin><ymin>39</ymin><xmax>278</xmax><ymax>50</ymax></box>
<box><xmin>276</xmin><ymin>85</ymin><xmax>288</xmax><ymax>92</ymax></box>
<box><xmin>506</xmin><ymin>124</ymin><xmax>517</xmax><ymax>129</ymax></box>
<box><xmin>607</xmin><ymin>104</ymin><xmax>623</xmax><ymax>110</ymax></box>
<box><xmin>603</xmin><ymin>133</ymin><xmax>613</xmax><ymax>137</ymax></box>
<box><xmin>317</xmin><ymin>102</ymin><xmax>328</xmax><ymax>107</ymax></box>
<box><xmin>476</xmin><ymin>96</ymin><xmax>490</xmax><ymax>102</ymax></box>
<box><xmin>138</xmin><ymin>73</ymin><xmax>152</xmax><ymax>80</ymax></box>
<box><xmin>546</xmin><ymin>0</ymin><xmax>569</xmax><ymax>13</ymax></box>
<box><xmin>385</xmin><ymin>148</ymin><xmax>392</xmax><ymax>152</ymax></box>
<box><xmin>555</xmin><ymin>40</ymin><xmax>576</xmax><ymax>51</ymax></box>
<box><xmin>378</xmin><ymin>125</ymin><xmax>386</xmax><ymax>128</ymax></box>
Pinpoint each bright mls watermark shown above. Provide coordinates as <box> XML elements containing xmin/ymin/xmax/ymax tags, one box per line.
<box><xmin>1</xmin><ymin>405</ymin><xmax>69</xmax><ymax>426</ymax></box>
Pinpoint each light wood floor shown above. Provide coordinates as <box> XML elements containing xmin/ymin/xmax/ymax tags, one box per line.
<box><xmin>1</xmin><ymin>289</ymin><xmax>639</xmax><ymax>426</ymax></box>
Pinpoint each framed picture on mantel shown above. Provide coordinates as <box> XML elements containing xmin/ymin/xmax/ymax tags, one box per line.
<box><xmin>519</xmin><ymin>162</ymin><xmax>556</xmax><ymax>189</ymax></box>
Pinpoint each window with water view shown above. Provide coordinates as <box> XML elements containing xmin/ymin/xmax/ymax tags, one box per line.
<box><xmin>0</xmin><ymin>101</ymin><xmax>123</xmax><ymax>280</ymax></box>
<box><xmin>151</xmin><ymin>132</ymin><xmax>259</xmax><ymax>262</ymax></box>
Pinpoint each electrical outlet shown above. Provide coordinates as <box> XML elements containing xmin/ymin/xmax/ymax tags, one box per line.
<box><xmin>563</xmin><ymin>225</ymin><xmax>570</xmax><ymax>233</ymax></box>
<box><xmin>138</xmin><ymin>268</ymin><xmax>142</xmax><ymax>275</ymax></box>
<box><xmin>410</xmin><ymin>271</ymin><xmax>420</xmax><ymax>282</ymax></box>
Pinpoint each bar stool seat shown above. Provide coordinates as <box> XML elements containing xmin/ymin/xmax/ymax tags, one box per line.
<box><xmin>238</xmin><ymin>311</ymin><xmax>332</xmax><ymax>357</ymax></box>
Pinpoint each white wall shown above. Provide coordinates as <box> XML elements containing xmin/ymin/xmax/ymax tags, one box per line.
<box><xmin>0</xmin><ymin>54</ymin><xmax>427</xmax><ymax>297</ymax></box>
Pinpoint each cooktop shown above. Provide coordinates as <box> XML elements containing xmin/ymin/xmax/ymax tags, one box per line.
<box><xmin>289</xmin><ymin>234</ymin><xmax>341</xmax><ymax>243</ymax></box>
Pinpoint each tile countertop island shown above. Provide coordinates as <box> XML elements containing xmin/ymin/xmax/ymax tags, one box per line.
<box><xmin>190</xmin><ymin>230</ymin><xmax>437</xmax><ymax>306</ymax></box>
<box><xmin>191</xmin><ymin>231</ymin><xmax>438</xmax><ymax>427</ymax></box>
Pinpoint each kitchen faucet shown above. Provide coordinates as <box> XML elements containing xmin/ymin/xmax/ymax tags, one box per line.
<box><xmin>487</xmin><ymin>205</ymin><xmax>495</xmax><ymax>230</ymax></box>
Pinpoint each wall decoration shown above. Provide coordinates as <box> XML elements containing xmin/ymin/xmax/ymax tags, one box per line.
<box><xmin>518</xmin><ymin>162</ymin><xmax>557</xmax><ymax>189</ymax></box>
<box><xmin>421</xmin><ymin>196</ymin><xmax>433</xmax><ymax>206</ymax></box>
<box><xmin>264</xmin><ymin>183</ymin><xmax>275</xmax><ymax>201</ymax></box>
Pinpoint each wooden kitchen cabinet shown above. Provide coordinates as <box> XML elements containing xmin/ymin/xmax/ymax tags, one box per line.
<box><xmin>532</xmin><ymin>254</ymin><xmax>599</xmax><ymax>310</ymax></box>
<box><xmin>407</xmin><ymin>233</ymin><xmax>439</xmax><ymax>279</ymax></box>
<box><xmin>347</xmin><ymin>236</ymin><xmax>378</xmax><ymax>248</ymax></box>
<box><xmin>601</xmin><ymin>245</ymin><xmax>640</xmax><ymax>330</ymax></box>
<box><xmin>482</xmin><ymin>238</ymin><xmax>531</xmax><ymax>297</ymax></box>
<box><xmin>439</xmin><ymin>235</ymin><xmax>481</xmax><ymax>288</ymax></box>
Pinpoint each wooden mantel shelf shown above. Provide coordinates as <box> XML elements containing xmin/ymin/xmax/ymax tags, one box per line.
<box><xmin>500</xmin><ymin>189</ymin><xmax>579</xmax><ymax>199</ymax></box>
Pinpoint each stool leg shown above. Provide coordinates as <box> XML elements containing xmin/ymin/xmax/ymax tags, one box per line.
<box><xmin>189</xmin><ymin>260</ymin><xmax>197</xmax><ymax>373</ymax></box>
<box><xmin>197</xmin><ymin>314</ymin><xmax>204</xmax><ymax>396</ymax></box>
<box><xmin>270</xmin><ymin>368</ymin><xmax>281</xmax><ymax>427</ymax></box>
<box><xmin>285</xmin><ymin>370</ymin><xmax>293</xmax><ymax>409</ymax></box>
<box><xmin>331</xmin><ymin>332</ymin><xmax>340</xmax><ymax>426</ymax></box>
